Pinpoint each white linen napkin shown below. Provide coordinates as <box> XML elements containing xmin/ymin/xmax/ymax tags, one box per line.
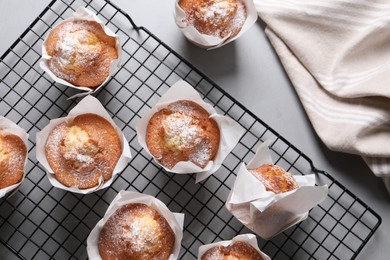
<box><xmin>255</xmin><ymin>0</ymin><xmax>390</xmax><ymax>193</ymax></box>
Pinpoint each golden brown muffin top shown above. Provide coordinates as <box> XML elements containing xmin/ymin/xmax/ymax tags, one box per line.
<box><xmin>201</xmin><ymin>241</ymin><xmax>264</xmax><ymax>260</ymax></box>
<box><xmin>45</xmin><ymin>19</ymin><xmax>118</xmax><ymax>88</ymax></box>
<box><xmin>45</xmin><ymin>113</ymin><xmax>121</xmax><ymax>189</ymax></box>
<box><xmin>250</xmin><ymin>164</ymin><xmax>299</xmax><ymax>194</ymax></box>
<box><xmin>179</xmin><ymin>0</ymin><xmax>246</xmax><ymax>39</ymax></box>
<box><xmin>0</xmin><ymin>130</ymin><xmax>27</xmax><ymax>189</ymax></box>
<box><xmin>146</xmin><ymin>100</ymin><xmax>220</xmax><ymax>169</ymax></box>
<box><xmin>98</xmin><ymin>203</ymin><xmax>175</xmax><ymax>260</ymax></box>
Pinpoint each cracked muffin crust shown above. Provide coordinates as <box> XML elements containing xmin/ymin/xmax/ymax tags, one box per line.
<box><xmin>201</xmin><ymin>241</ymin><xmax>263</xmax><ymax>260</ymax></box>
<box><xmin>44</xmin><ymin>19</ymin><xmax>118</xmax><ymax>88</ymax></box>
<box><xmin>250</xmin><ymin>164</ymin><xmax>299</xmax><ymax>194</ymax></box>
<box><xmin>45</xmin><ymin>113</ymin><xmax>121</xmax><ymax>189</ymax></box>
<box><xmin>0</xmin><ymin>130</ymin><xmax>27</xmax><ymax>189</ymax></box>
<box><xmin>179</xmin><ymin>0</ymin><xmax>247</xmax><ymax>39</ymax></box>
<box><xmin>98</xmin><ymin>203</ymin><xmax>175</xmax><ymax>260</ymax></box>
<box><xmin>146</xmin><ymin>100</ymin><xmax>220</xmax><ymax>169</ymax></box>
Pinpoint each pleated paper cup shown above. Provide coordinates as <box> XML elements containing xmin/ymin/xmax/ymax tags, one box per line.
<box><xmin>40</xmin><ymin>7</ymin><xmax>121</xmax><ymax>99</ymax></box>
<box><xmin>226</xmin><ymin>141</ymin><xmax>329</xmax><ymax>240</ymax></box>
<box><xmin>87</xmin><ymin>190</ymin><xmax>184</xmax><ymax>260</ymax></box>
<box><xmin>35</xmin><ymin>96</ymin><xmax>131</xmax><ymax>194</ymax></box>
<box><xmin>0</xmin><ymin>117</ymin><xmax>29</xmax><ymax>199</ymax></box>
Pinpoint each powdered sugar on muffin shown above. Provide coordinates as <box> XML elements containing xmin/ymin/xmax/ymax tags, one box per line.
<box><xmin>98</xmin><ymin>203</ymin><xmax>175</xmax><ymax>260</ymax></box>
<box><xmin>179</xmin><ymin>0</ymin><xmax>247</xmax><ymax>39</ymax></box>
<box><xmin>45</xmin><ymin>19</ymin><xmax>117</xmax><ymax>88</ymax></box>
<box><xmin>146</xmin><ymin>100</ymin><xmax>220</xmax><ymax>169</ymax></box>
<box><xmin>0</xmin><ymin>131</ymin><xmax>27</xmax><ymax>189</ymax></box>
<box><xmin>45</xmin><ymin>113</ymin><xmax>122</xmax><ymax>189</ymax></box>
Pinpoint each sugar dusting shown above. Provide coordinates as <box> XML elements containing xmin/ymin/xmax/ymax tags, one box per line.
<box><xmin>121</xmin><ymin>216</ymin><xmax>160</xmax><ymax>252</ymax></box>
<box><xmin>0</xmin><ymin>131</ymin><xmax>26</xmax><ymax>179</ymax></box>
<box><xmin>189</xmin><ymin>141</ymin><xmax>212</xmax><ymax>167</ymax></box>
<box><xmin>45</xmin><ymin>123</ymin><xmax>99</xmax><ymax>180</ymax></box>
<box><xmin>230</xmin><ymin>1</ymin><xmax>246</xmax><ymax>35</ymax></box>
<box><xmin>0</xmin><ymin>136</ymin><xmax>10</xmax><ymax>172</ymax></box>
<box><xmin>61</xmin><ymin>125</ymin><xmax>98</xmax><ymax>168</ymax></box>
<box><xmin>48</xmin><ymin>21</ymin><xmax>103</xmax><ymax>81</ymax></box>
<box><xmin>100</xmin><ymin>205</ymin><xmax>165</xmax><ymax>257</ymax></box>
<box><xmin>3</xmin><ymin>147</ymin><xmax>24</xmax><ymax>170</ymax></box>
<box><xmin>163</xmin><ymin>113</ymin><xmax>201</xmax><ymax>150</ymax></box>
<box><xmin>204</xmin><ymin>249</ymin><xmax>223</xmax><ymax>260</ymax></box>
<box><xmin>184</xmin><ymin>0</ymin><xmax>247</xmax><ymax>38</ymax></box>
<box><xmin>48</xmin><ymin>61</ymin><xmax>76</xmax><ymax>81</ymax></box>
<box><xmin>202</xmin><ymin>242</ymin><xmax>264</xmax><ymax>260</ymax></box>
<box><xmin>163</xmin><ymin>112</ymin><xmax>212</xmax><ymax>166</ymax></box>
<box><xmin>44</xmin><ymin>114</ymin><xmax>123</xmax><ymax>189</ymax></box>
<box><xmin>250</xmin><ymin>169</ymin><xmax>273</xmax><ymax>191</ymax></box>
<box><xmin>57</xmin><ymin>28</ymin><xmax>100</xmax><ymax>69</ymax></box>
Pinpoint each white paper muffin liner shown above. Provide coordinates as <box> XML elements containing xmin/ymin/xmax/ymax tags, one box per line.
<box><xmin>87</xmin><ymin>190</ymin><xmax>184</xmax><ymax>260</ymax></box>
<box><xmin>0</xmin><ymin>117</ymin><xmax>29</xmax><ymax>199</ymax></box>
<box><xmin>198</xmin><ymin>233</ymin><xmax>270</xmax><ymax>260</ymax></box>
<box><xmin>40</xmin><ymin>7</ymin><xmax>122</xmax><ymax>99</ymax></box>
<box><xmin>174</xmin><ymin>0</ymin><xmax>258</xmax><ymax>49</ymax></box>
<box><xmin>35</xmin><ymin>95</ymin><xmax>131</xmax><ymax>194</ymax></box>
<box><xmin>226</xmin><ymin>141</ymin><xmax>329</xmax><ymax>240</ymax></box>
<box><xmin>136</xmin><ymin>80</ymin><xmax>245</xmax><ymax>183</ymax></box>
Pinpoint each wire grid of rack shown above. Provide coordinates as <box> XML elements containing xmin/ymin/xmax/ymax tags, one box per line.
<box><xmin>0</xmin><ymin>0</ymin><xmax>381</xmax><ymax>259</ymax></box>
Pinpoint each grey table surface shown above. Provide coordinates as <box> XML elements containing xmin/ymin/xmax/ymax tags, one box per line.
<box><xmin>0</xmin><ymin>0</ymin><xmax>388</xmax><ymax>259</ymax></box>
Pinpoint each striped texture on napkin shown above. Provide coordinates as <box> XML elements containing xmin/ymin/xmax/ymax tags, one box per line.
<box><xmin>255</xmin><ymin>0</ymin><xmax>390</xmax><ymax>193</ymax></box>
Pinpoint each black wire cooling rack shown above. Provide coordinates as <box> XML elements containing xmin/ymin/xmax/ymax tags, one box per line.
<box><xmin>0</xmin><ymin>0</ymin><xmax>382</xmax><ymax>259</ymax></box>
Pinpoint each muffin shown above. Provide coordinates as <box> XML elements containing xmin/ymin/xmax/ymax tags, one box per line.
<box><xmin>45</xmin><ymin>113</ymin><xmax>121</xmax><ymax>189</ymax></box>
<box><xmin>146</xmin><ymin>100</ymin><xmax>220</xmax><ymax>169</ymax></box>
<box><xmin>98</xmin><ymin>203</ymin><xmax>175</xmax><ymax>260</ymax></box>
<box><xmin>201</xmin><ymin>241</ymin><xmax>264</xmax><ymax>260</ymax></box>
<box><xmin>44</xmin><ymin>19</ymin><xmax>118</xmax><ymax>88</ymax></box>
<box><xmin>179</xmin><ymin>0</ymin><xmax>247</xmax><ymax>39</ymax></box>
<box><xmin>0</xmin><ymin>130</ymin><xmax>27</xmax><ymax>189</ymax></box>
<box><xmin>250</xmin><ymin>164</ymin><xmax>299</xmax><ymax>194</ymax></box>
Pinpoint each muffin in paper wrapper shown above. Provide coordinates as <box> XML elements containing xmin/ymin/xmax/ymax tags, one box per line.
<box><xmin>226</xmin><ymin>141</ymin><xmax>328</xmax><ymax>240</ymax></box>
<box><xmin>40</xmin><ymin>7</ymin><xmax>122</xmax><ymax>99</ymax></box>
<box><xmin>35</xmin><ymin>95</ymin><xmax>131</xmax><ymax>194</ymax></box>
<box><xmin>174</xmin><ymin>0</ymin><xmax>257</xmax><ymax>49</ymax></box>
<box><xmin>198</xmin><ymin>233</ymin><xmax>270</xmax><ymax>260</ymax></box>
<box><xmin>87</xmin><ymin>190</ymin><xmax>184</xmax><ymax>260</ymax></box>
<box><xmin>0</xmin><ymin>117</ymin><xmax>29</xmax><ymax>199</ymax></box>
<box><xmin>136</xmin><ymin>80</ymin><xmax>245</xmax><ymax>183</ymax></box>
